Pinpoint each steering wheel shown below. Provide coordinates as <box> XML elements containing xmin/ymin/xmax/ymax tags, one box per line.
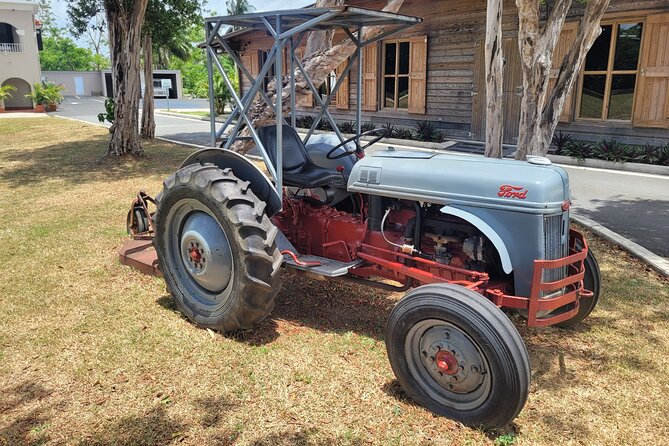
<box><xmin>325</xmin><ymin>128</ymin><xmax>389</xmax><ymax>160</ymax></box>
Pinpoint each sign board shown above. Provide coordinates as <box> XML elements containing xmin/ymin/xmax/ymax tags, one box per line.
<box><xmin>160</xmin><ymin>79</ymin><xmax>172</xmax><ymax>89</ymax></box>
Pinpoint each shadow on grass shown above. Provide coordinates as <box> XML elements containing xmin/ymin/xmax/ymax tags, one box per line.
<box><xmin>0</xmin><ymin>135</ymin><xmax>193</xmax><ymax>188</ymax></box>
<box><xmin>248</xmin><ymin>428</ymin><xmax>366</xmax><ymax>446</ymax></box>
<box><xmin>0</xmin><ymin>381</ymin><xmax>55</xmax><ymax>445</ymax></box>
<box><xmin>79</xmin><ymin>396</ymin><xmax>238</xmax><ymax>446</ymax></box>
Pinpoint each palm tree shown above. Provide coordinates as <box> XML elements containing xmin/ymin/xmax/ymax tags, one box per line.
<box><xmin>226</xmin><ymin>0</ymin><xmax>255</xmax><ymax>32</ymax></box>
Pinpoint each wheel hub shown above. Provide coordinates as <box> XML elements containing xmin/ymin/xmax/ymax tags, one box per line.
<box><xmin>179</xmin><ymin>211</ymin><xmax>233</xmax><ymax>293</ymax></box>
<box><xmin>435</xmin><ymin>350</ymin><xmax>459</xmax><ymax>375</ymax></box>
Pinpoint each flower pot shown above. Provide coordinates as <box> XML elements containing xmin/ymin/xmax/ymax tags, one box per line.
<box><xmin>47</xmin><ymin>103</ymin><xmax>57</xmax><ymax>112</ymax></box>
<box><xmin>34</xmin><ymin>104</ymin><xmax>45</xmax><ymax>113</ymax></box>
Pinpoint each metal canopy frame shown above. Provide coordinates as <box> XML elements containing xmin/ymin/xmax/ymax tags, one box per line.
<box><xmin>204</xmin><ymin>5</ymin><xmax>422</xmax><ymax>195</ymax></box>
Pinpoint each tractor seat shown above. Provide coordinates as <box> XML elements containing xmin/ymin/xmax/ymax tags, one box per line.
<box><xmin>257</xmin><ymin>125</ymin><xmax>346</xmax><ymax>189</ymax></box>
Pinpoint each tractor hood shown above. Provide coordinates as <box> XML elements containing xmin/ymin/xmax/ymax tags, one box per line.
<box><xmin>347</xmin><ymin>148</ymin><xmax>569</xmax><ymax>214</ymax></box>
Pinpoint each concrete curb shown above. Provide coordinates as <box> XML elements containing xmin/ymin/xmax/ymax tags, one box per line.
<box><xmin>571</xmin><ymin>212</ymin><xmax>669</xmax><ymax>277</ymax></box>
<box><xmin>548</xmin><ymin>154</ymin><xmax>669</xmax><ymax>176</ymax></box>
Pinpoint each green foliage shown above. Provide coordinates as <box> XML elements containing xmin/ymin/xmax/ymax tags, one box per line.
<box><xmin>0</xmin><ymin>84</ymin><xmax>17</xmax><ymax>101</ymax></box>
<box><xmin>394</xmin><ymin>128</ymin><xmax>414</xmax><ymax>140</ymax></box>
<box><xmin>563</xmin><ymin>140</ymin><xmax>594</xmax><ymax>159</ymax></box>
<box><xmin>593</xmin><ymin>139</ymin><xmax>631</xmax><ymax>163</ymax></box>
<box><xmin>24</xmin><ymin>83</ymin><xmax>50</xmax><ymax>105</ymax></box>
<box><xmin>494</xmin><ymin>433</ymin><xmax>516</xmax><ymax>446</ymax></box>
<box><xmin>144</xmin><ymin>0</ymin><xmax>203</xmax><ymax>60</ymax></box>
<box><xmin>632</xmin><ymin>143</ymin><xmax>661</xmax><ymax>165</ymax></box>
<box><xmin>381</xmin><ymin>122</ymin><xmax>397</xmax><ymax>138</ymax></box>
<box><xmin>295</xmin><ymin>115</ymin><xmax>315</xmax><ymax>129</ymax></box>
<box><xmin>97</xmin><ymin>97</ymin><xmax>115</xmax><ymax>124</ymax></box>
<box><xmin>337</xmin><ymin>121</ymin><xmax>356</xmax><ymax>134</ymax></box>
<box><xmin>166</xmin><ymin>25</ymin><xmax>209</xmax><ymax>98</ymax></box>
<box><xmin>551</xmin><ymin>131</ymin><xmax>572</xmax><ymax>155</ymax></box>
<box><xmin>414</xmin><ymin>120</ymin><xmax>444</xmax><ymax>142</ymax></box>
<box><xmin>39</xmin><ymin>35</ymin><xmax>101</xmax><ymax>71</ymax></box>
<box><xmin>316</xmin><ymin>119</ymin><xmax>333</xmax><ymax>131</ymax></box>
<box><xmin>42</xmin><ymin>82</ymin><xmax>65</xmax><ymax>105</ymax></box>
<box><xmin>213</xmin><ymin>57</ymin><xmax>238</xmax><ymax>115</ymax></box>
<box><xmin>361</xmin><ymin>122</ymin><xmax>377</xmax><ymax>132</ymax></box>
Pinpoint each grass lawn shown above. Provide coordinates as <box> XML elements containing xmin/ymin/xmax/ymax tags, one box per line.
<box><xmin>1</xmin><ymin>117</ymin><xmax>668</xmax><ymax>445</ymax></box>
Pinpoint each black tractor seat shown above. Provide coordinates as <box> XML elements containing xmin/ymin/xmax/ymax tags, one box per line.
<box><xmin>257</xmin><ymin>125</ymin><xmax>347</xmax><ymax>189</ymax></box>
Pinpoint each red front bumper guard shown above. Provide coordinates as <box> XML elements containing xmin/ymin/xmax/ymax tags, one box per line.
<box><xmin>487</xmin><ymin>229</ymin><xmax>591</xmax><ymax>327</ymax></box>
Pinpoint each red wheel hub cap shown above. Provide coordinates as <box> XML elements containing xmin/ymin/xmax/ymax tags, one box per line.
<box><xmin>189</xmin><ymin>247</ymin><xmax>202</xmax><ymax>262</ymax></box>
<box><xmin>435</xmin><ymin>350</ymin><xmax>459</xmax><ymax>375</ymax></box>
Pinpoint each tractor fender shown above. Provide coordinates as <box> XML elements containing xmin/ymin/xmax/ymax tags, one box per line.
<box><xmin>180</xmin><ymin>149</ymin><xmax>282</xmax><ymax>217</ymax></box>
<box><xmin>439</xmin><ymin>205</ymin><xmax>513</xmax><ymax>274</ymax></box>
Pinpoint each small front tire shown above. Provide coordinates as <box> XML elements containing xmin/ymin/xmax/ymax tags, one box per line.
<box><xmin>386</xmin><ymin>284</ymin><xmax>530</xmax><ymax>428</ymax></box>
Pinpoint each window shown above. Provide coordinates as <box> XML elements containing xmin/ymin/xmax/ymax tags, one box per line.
<box><xmin>578</xmin><ymin>21</ymin><xmax>644</xmax><ymax>121</ymax></box>
<box><xmin>382</xmin><ymin>40</ymin><xmax>410</xmax><ymax>110</ymax></box>
<box><xmin>260</xmin><ymin>50</ymin><xmax>275</xmax><ymax>92</ymax></box>
<box><xmin>318</xmin><ymin>71</ymin><xmax>337</xmax><ymax>100</ymax></box>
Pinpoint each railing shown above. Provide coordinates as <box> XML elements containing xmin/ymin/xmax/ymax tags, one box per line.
<box><xmin>0</xmin><ymin>43</ymin><xmax>24</xmax><ymax>53</ymax></box>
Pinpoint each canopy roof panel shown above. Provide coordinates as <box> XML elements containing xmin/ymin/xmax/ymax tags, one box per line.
<box><xmin>206</xmin><ymin>5</ymin><xmax>422</xmax><ymax>41</ymax></box>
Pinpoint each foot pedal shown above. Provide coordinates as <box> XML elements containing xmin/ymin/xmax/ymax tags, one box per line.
<box><xmin>283</xmin><ymin>254</ymin><xmax>362</xmax><ymax>277</ymax></box>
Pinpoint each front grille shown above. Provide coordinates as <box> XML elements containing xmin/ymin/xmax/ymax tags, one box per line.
<box><xmin>542</xmin><ymin>212</ymin><xmax>569</xmax><ymax>291</ymax></box>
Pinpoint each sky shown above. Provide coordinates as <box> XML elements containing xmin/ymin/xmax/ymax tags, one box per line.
<box><xmin>49</xmin><ymin>0</ymin><xmax>313</xmax><ymax>28</ymax></box>
<box><xmin>47</xmin><ymin>0</ymin><xmax>312</xmax><ymax>52</ymax></box>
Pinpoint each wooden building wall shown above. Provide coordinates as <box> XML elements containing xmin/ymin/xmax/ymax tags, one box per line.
<box><xmin>231</xmin><ymin>0</ymin><xmax>669</xmax><ymax>144</ymax></box>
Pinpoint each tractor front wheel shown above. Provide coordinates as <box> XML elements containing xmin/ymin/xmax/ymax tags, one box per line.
<box><xmin>386</xmin><ymin>284</ymin><xmax>530</xmax><ymax>428</ymax></box>
<box><xmin>154</xmin><ymin>163</ymin><xmax>282</xmax><ymax>332</ymax></box>
<box><xmin>554</xmin><ymin>242</ymin><xmax>601</xmax><ymax>328</ymax></box>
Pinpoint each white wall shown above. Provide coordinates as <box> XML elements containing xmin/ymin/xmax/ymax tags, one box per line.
<box><xmin>0</xmin><ymin>1</ymin><xmax>41</xmax><ymax>108</ymax></box>
<box><xmin>42</xmin><ymin>71</ymin><xmax>104</xmax><ymax>96</ymax></box>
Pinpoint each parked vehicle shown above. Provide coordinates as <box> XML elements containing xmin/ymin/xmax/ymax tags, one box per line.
<box><xmin>119</xmin><ymin>7</ymin><xmax>600</xmax><ymax>429</ymax></box>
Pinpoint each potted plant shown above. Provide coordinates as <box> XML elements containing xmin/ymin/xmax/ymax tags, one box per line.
<box><xmin>43</xmin><ymin>82</ymin><xmax>65</xmax><ymax>111</ymax></box>
<box><xmin>0</xmin><ymin>84</ymin><xmax>17</xmax><ymax>113</ymax></box>
<box><xmin>25</xmin><ymin>83</ymin><xmax>49</xmax><ymax>112</ymax></box>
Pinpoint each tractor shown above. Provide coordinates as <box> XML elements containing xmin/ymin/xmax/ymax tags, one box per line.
<box><xmin>119</xmin><ymin>6</ymin><xmax>600</xmax><ymax>429</ymax></box>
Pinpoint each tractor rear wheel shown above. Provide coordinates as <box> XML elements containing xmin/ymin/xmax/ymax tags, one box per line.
<box><xmin>386</xmin><ymin>284</ymin><xmax>530</xmax><ymax>428</ymax></box>
<box><xmin>154</xmin><ymin>163</ymin><xmax>282</xmax><ymax>332</ymax></box>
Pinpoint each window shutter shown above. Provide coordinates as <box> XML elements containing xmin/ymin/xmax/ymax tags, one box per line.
<box><xmin>408</xmin><ymin>36</ymin><xmax>427</xmax><ymax>114</ymax></box>
<box><xmin>549</xmin><ymin>21</ymin><xmax>578</xmax><ymax>123</ymax></box>
<box><xmin>239</xmin><ymin>52</ymin><xmax>255</xmax><ymax>94</ymax></box>
<box><xmin>295</xmin><ymin>47</ymin><xmax>313</xmax><ymax>108</ymax></box>
<box><xmin>633</xmin><ymin>13</ymin><xmax>669</xmax><ymax>128</ymax></box>
<box><xmin>336</xmin><ymin>58</ymin><xmax>350</xmax><ymax>109</ymax></box>
<box><xmin>362</xmin><ymin>44</ymin><xmax>378</xmax><ymax>111</ymax></box>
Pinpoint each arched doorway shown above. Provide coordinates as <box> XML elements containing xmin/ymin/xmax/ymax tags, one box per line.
<box><xmin>1</xmin><ymin>78</ymin><xmax>33</xmax><ymax>109</ymax></box>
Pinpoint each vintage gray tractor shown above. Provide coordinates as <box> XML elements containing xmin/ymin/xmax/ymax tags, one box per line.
<box><xmin>120</xmin><ymin>6</ymin><xmax>600</xmax><ymax>429</ymax></box>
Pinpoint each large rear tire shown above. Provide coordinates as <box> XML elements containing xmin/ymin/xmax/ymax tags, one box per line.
<box><xmin>386</xmin><ymin>284</ymin><xmax>530</xmax><ymax>428</ymax></box>
<box><xmin>154</xmin><ymin>163</ymin><xmax>282</xmax><ymax>332</ymax></box>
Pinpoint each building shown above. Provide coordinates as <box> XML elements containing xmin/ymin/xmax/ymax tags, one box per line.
<box><xmin>42</xmin><ymin>69</ymin><xmax>184</xmax><ymax>99</ymax></box>
<box><xmin>233</xmin><ymin>0</ymin><xmax>669</xmax><ymax>145</ymax></box>
<box><xmin>0</xmin><ymin>0</ymin><xmax>41</xmax><ymax>110</ymax></box>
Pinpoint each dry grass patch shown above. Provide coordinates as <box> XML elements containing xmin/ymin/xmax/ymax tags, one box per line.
<box><xmin>0</xmin><ymin>117</ymin><xmax>668</xmax><ymax>445</ymax></box>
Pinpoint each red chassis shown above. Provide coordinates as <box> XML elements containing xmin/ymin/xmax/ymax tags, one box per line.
<box><xmin>119</xmin><ymin>193</ymin><xmax>591</xmax><ymax>328</ymax></box>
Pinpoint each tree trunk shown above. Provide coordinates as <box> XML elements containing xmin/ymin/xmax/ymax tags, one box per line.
<box><xmin>484</xmin><ymin>0</ymin><xmax>504</xmax><ymax>158</ymax></box>
<box><xmin>306</xmin><ymin>0</ymin><xmax>346</xmax><ymax>57</ymax></box>
<box><xmin>141</xmin><ymin>33</ymin><xmax>156</xmax><ymax>139</ymax></box>
<box><xmin>514</xmin><ymin>0</ymin><xmax>610</xmax><ymax>160</ymax></box>
<box><xmin>229</xmin><ymin>0</ymin><xmax>405</xmax><ymax>154</ymax></box>
<box><xmin>105</xmin><ymin>0</ymin><xmax>150</xmax><ymax>157</ymax></box>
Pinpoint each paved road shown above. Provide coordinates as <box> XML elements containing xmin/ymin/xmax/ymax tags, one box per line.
<box><xmin>55</xmin><ymin>96</ymin><xmax>214</xmax><ymax>146</ymax></box>
<box><xmin>54</xmin><ymin>96</ymin><xmax>669</xmax><ymax>258</ymax></box>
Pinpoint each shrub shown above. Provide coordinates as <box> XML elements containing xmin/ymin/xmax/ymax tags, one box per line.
<box><xmin>316</xmin><ymin>119</ymin><xmax>333</xmax><ymax>131</ymax></box>
<box><xmin>295</xmin><ymin>115</ymin><xmax>314</xmax><ymax>129</ymax></box>
<box><xmin>337</xmin><ymin>121</ymin><xmax>356</xmax><ymax>134</ymax></box>
<box><xmin>97</xmin><ymin>97</ymin><xmax>115</xmax><ymax>125</ymax></box>
<box><xmin>414</xmin><ymin>120</ymin><xmax>444</xmax><ymax>142</ymax></box>
<box><xmin>361</xmin><ymin>121</ymin><xmax>377</xmax><ymax>132</ymax></box>
<box><xmin>394</xmin><ymin>128</ymin><xmax>414</xmax><ymax>140</ymax></box>
<box><xmin>551</xmin><ymin>131</ymin><xmax>572</xmax><ymax>155</ymax></box>
<box><xmin>24</xmin><ymin>83</ymin><xmax>50</xmax><ymax>105</ymax></box>
<box><xmin>42</xmin><ymin>82</ymin><xmax>65</xmax><ymax>105</ymax></box>
<box><xmin>563</xmin><ymin>140</ymin><xmax>594</xmax><ymax>159</ymax></box>
<box><xmin>594</xmin><ymin>139</ymin><xmax>631</xmax><ymax>163</ymax></box>
<box><xmin>658</xmin><ymin>144</ymin><xmax>669</xmax><ymax>166</ymax></box>
<box><xmin>632</xmin><ymin>143</ymin><xmax>661</xmax><ymax>165</ymax></box>
<box><xmin>381</xmin><ymin>122</ymin><xmax>397</xmax><ymax>138</ymax></box>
